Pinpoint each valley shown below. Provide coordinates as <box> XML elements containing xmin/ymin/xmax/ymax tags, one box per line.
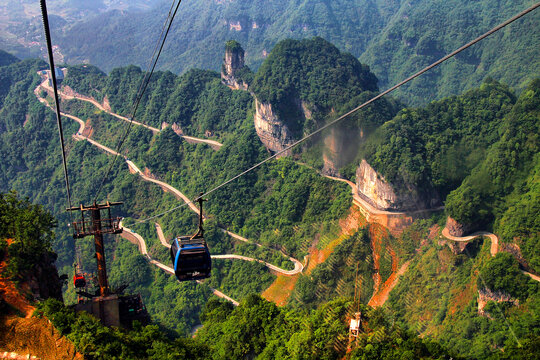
<box><xmin>0</xmin><ymin>6</ymin><xmax>539</xmax><ymax>355</ymax></box>
<box><xmin>35</xmin><ymin>69</ymin><xmax>304</xmax><ymax>301</ymax></box>
<box><xmin>48</xmin><ymin>68</ymin><xmax>422</xmax><ymax>310</ymax></box>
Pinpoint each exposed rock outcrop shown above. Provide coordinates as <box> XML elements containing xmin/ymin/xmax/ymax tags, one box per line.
<box><xmin>254</xmin><ymin>100</ymin><xmax>295</xmax><ymax>155</ymax></box>
<box><xmin>221</xmin><ymin>40</ymin><xmax>249</xmax><ymax>90</ymax></box>
<box><xmin>22</xmin><ymin>252</ymin><xmax>63</xmax><ymax>302</ymax></box>
<box><xmin>355</xmin><ymin>160</ymin><xmax>399</xmax><ymax>210</ymax></box>
<box><xmin>355</xmin><ymin>159</ymin><xmax>440</xmax><ymax>211</ymax></box>
<box><xmin>170</xmin><ymin>122</ymin><xmax>184</xmax><ymax>136</ymax></box>
<box><xmin>445</xmin><ymin>216</ymin><xmax>475</xmax><ymax>237</ymax></box>
<box><xmin>478</xmin><ymin>288</ymin><xmax>519</xmax><ymax>317</ymax></box>
<box><xmin>442</xmin><ymin>237</ymin><xmax>482</xmax><ymax>255</ymax></box>
<box><xmin>498</xmin><ymin>242</ymin><xmax>535</xmax><ymax>273</ymax></box>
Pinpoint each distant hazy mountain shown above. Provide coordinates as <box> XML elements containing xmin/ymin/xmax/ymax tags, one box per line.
<box><xmin>56</xmin><ymin>0</ymin><xmax>399</xmax><ymax>74</ymax></box>
<box><xmin>359</xmin><ymin>0</ymin><xmax>540</xmax><ymax>104</ymax></box>
<box><xmin>2</xmin><ymin>0</ymin><xmax>538</xmax><ymax>104</ymax></box>
<box><xmin>52</xmin><ymin>0</ymin><xmax>538</xmax><ymax>105</ymax></box>
<box><xmin>0</xmin><ymin>0</ymin><xmax>162</xmax><ymax>59</ymax></box>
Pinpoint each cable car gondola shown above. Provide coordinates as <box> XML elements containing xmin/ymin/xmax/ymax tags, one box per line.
<box><xmin>73</xmin><ymin>274</ymin><xmax>87</xmax><ymax>288</ymax></box>
<box><xmin>170</xmin><ymin>195</ymin><xmax>212</xmax><ymax>281</ymax></box>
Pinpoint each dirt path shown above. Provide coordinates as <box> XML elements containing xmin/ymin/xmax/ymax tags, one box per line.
<box><xmin>262</xmin><ymin>206</ymin><xmax>365</xmax><ymax>305</ymax></box>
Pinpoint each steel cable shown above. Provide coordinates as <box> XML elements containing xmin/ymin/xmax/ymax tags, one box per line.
<box><xmin>128</xmin><ymin>1</ymin><xmax>540</xmax><ymax>224</ymax></box>
<box><xmin>93</xmin><ymin>0</ymin><xmax>183</xmax><ymax>202</ymax></box>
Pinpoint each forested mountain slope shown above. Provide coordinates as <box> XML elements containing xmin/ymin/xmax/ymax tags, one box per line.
<box><xmin>357</xmin><ymin>77</ymin><xmax>540</xmax><ymax>269</ymax></box>
<box><xmin>446</xmin><ymin>79</ymin><xmax>540</xmax><ymax>272</ymax></box>
<box><xmin>0</xmin><ymin>50</ymin><xmax>18</xmax><ymax>67</ymax></box>
<box><xmin>38</xmin><ymin>0</ymin><xmax>539</xmax><ymax>105</ymax></box>
<box><xmin>359</xmin><ymin>0</ymin><xmax>540</xmax><ymax>104</ymax></box>
<box><xmin>359</xmin><ymin>79</ymin><xmax>516</xmax><ymax>207</ymax></box>
<box><xmin>1</xmin><ymin>39</ymin><xmax>375</xmax><ymax>335</ymax></box>
<box><xmin>1</xmin><ymin>29</ymin><xmax>539</xmax><ymax>358</ymax></box>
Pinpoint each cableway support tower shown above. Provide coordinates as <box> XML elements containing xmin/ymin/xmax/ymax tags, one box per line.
<box><xmin>67</xmin><ymin>201</ymin><xmax>149</xmax><ymax>327</ymax></box>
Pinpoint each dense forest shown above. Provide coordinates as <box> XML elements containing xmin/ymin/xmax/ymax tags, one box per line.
<box><xmin>4</xmin><ymin>0</ymin><xmax>535</xmax><ymax>106</ymax></box>
<box><xmin>1</xmin><ymin>40</ymin><xmax>374</xmax><ymax>335</ymax></box>
<box><xmin>0</xmin><ymin>191</ymin><xmax>56</xmax><ymax>281</ymax></box>
<box><xmin>1</xmin><ymin>26</ymin><xmax>539</xmax><ymax>359</ymax></box>
<box><xmin>35</xmin><ymin>294</ymin><xmax>469</xmax><ymax>359</ymax></box>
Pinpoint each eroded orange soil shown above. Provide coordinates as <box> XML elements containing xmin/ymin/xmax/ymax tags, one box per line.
<box><xmin>0</xmin><ymin>240</ymin><xmax>34</xmax><ymax>318</ymax></box>
<box><xmin>367</xmin><ymin>224</ymin><xmax>409</xmax><ymax>308</ymax></box>
<box><xmin>0</xmin><ymin>240</ymin><xmax>83</xmax><ymax>359</ymax></box>
<box><xmin>262</xmin><ymin>206</ymin><xmax>366</xmax><ymax>305</ymax></box>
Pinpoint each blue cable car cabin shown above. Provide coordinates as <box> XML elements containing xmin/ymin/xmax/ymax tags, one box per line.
<box><xmin>170</xmin><ymin>235</ymin><xmax>211</xmax><ymax>281</ymax></box>
<box><xmin>170</xmin><ymin>194</ymin><xmax>211</xmax><ymax>281</ymax></box>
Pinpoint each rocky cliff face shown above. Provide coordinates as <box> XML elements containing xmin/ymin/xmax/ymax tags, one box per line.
<box><xmin>23</xmin><ymin>252</ymin><xmax>63</xmax><ymax>302</ymax></box>
<box><xmin>445</xmin><ymin>216</ymin><xmax>476</xmax><ymax>237</ymax></box>
<box><xmin>355</xmin><ymin>159</ymin><xmax>440</xmax><ymax>211</ymax></box>
<box><xmin>221</xmin><ymin>42</ymin><xmax>249</xmax><ymax>90</ymax></box>
<box><xmin>254</xmin><ymin>99</ymin><xmax>295</xmax><ymax>155</ymax></box>
<box><xmin>356</xmin><ymin>160</ymin><xmax>399</xmax><ymax>210</ymax></box>
<box><xmin>478</xmin><ymin>288</ymin><xmax>519</xmax><ymax>317</ymax></box>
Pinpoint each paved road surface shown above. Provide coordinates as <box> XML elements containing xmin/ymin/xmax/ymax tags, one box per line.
<box><xmin>155</xmin><ymin>223</ymin><xmax>302</xmax><ymax>275</ymax></box>
<box><xmin>38</xmin><ymin>70</ymin><xmax>222</xmax><ymax>147</ymax></box>
<box><xmin>121</xmin><ymin>222</ymin><xmax>239</xmax><ymax>306</ymax></box>
<box><xmin>442</xmin><ymin>227</ymin><xmax>498</xmax><ymax>256</ymax></box>
<box><xmin>324</xmin><ymin>173</ymin><xmax>444</xmax><ymax>216</ymax></box>
<box><xmin>442</xmin><ymin>227</ymin><xmax>539</xmax><ymax>282</ymax></box>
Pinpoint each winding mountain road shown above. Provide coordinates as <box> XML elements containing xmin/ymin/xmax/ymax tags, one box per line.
<box><xmin>442</xmin><ymin>227</ymin><xmax>539</xmax><ymax>282</ymax></box>
<box><xmin>35</xmin><ymin>76</ymin><xmax>303</xmax><ymax>305</ymax></box>
<box><xmin>62</xmin><ymin>110</ymin><xmax>303</xmax><ymax>276</ymax></box>
<box><xmin>126</xmin><ymin>160</ymin><xmax>201</xmax><ymax>214</ymax></box>
<box><xmin>120</xmin><ymin>222</ymin><xmax>239</xmax><ymax>306</ymax></box>
<box><xmin>37</xmin><ymin>71</ymin><xmax>302</xmax><ymax>273</ymax></box>
<box><xmin>442</xmin><ymin>227</ymin><xmax>499</xmax><ymax>257</ymax></box>
<box><xmin>37</xmin><ymin>70</ymin><xmax>222</xmax><ymax>148</ymax></box>
<box><xmin>153</xmin><ymin>223</ymin><xmax>301</xmax><ymax>275</ymax></box>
